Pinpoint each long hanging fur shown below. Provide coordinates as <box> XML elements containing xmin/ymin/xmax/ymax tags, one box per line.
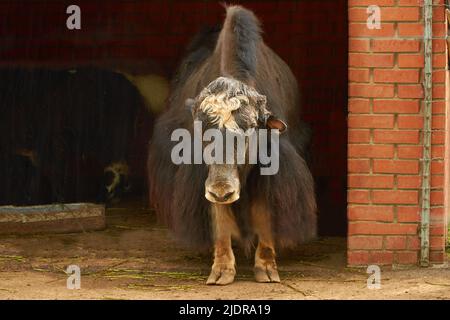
<box><xmin>148</xmin><ymin>5</ymin><xmax>317</xmax><ymax>250</ymax></box>
<box><xmin>248</xmin><ymin>137</ymin><xmax>317</xmax><ymax>247</ymax></box>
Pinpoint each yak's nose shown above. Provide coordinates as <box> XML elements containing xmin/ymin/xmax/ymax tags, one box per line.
<box><xmin>206</xmin><ymin>182</ymin><xmax>239</xmax><ymax>204</ymax></box>
<box><xmin>209</xmin><ymin>190</ymin><xmax>235</xmax><ymax>202</ymax></box>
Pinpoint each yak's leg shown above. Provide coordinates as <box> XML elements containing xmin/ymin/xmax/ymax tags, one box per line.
<box><xmin>251</xmin><ymin>201</ymin><xmax>280</xmax><ymax>283</ymax></box>
<box><xmin>206</xmin><ymin>204</ymin><xmax>239</xmax><ymax>285</ymax></box>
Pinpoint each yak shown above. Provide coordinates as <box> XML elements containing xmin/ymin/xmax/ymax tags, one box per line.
<box><xmin>148</xmin><ymin>5</ymin><xmax>317</xmax><ymax>285</ymax></box>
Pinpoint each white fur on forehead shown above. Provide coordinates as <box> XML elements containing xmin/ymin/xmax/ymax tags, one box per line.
<box><xmin>199</xmin><ymin>93</ymin><xmax>250</xmax><ymax>131</ymax></box>
<box><xmin>197</xmin><ymin>77</ymin><xmax>267</xmax><ymax>131</ymax></box>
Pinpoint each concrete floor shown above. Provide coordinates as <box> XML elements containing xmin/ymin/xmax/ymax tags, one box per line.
<box><xmin>0</xmin><ymin>201</ymin><xmax>449</xmax><ymax>300</ymax></box>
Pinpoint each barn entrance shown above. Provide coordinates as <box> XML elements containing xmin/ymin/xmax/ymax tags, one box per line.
<box><xmin>0</xmin><ymin>1</ymin><xmax>348</xmax><ymax>236</ymax></box>
<box><xmin>0</xmin><ymin>67</ymin><xmax>157</xmax><ymax>208</ymax></box>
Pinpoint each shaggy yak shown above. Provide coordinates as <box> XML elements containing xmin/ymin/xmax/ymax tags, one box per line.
<box><xmin>148</xmin><ymin>5</ymin><xmax>317</xmax><ymax>285</ymax></box>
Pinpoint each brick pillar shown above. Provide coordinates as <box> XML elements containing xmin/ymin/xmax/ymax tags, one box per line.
<box><xmin>347</xmin><ymin>0</ymin><xmax>447</xmax><ymax>266</ymax></box>
<box><xmin>428</xmin><ymin>2</ymin><xmax>448</xmax><ymax>264</ymax></box>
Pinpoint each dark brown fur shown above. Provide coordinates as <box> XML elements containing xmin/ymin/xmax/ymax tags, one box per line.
<box><xmin>148</xmin><ymin>5</ymin><xmax>317</xmax><ymax>251</ymax></box>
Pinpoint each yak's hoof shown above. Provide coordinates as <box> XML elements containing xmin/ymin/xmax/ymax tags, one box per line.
<box><xmin>254</xmin><ymin>265</ymin><xmax>280</xmax><ymax>283</ymax></box>
<box><xmin>206</xmin><ymin>267</ymin><xmax>236</xmax><ymax>285</ymax></box>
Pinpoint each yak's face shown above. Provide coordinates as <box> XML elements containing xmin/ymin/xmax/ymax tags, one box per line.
<box><xmin>103</xmin><ymin>161</ymin><xmax>130</xmax><ymax>201</ymax></box>
<box><xmin>189</xmin><ymin>77</ymin><xmax>286</xmax><ymax>205</ymax></box>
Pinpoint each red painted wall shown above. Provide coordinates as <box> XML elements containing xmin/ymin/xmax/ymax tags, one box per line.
<box><xmin>0</xmin><ymin>0</ymin><xmax>349</xmax><ymax>235</ymax></box>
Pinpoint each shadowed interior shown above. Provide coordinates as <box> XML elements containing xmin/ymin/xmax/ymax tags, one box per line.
<box><xmin>0</xmin><ymin>0</ymin><xmax>347</xmax><ymax>236</ymax></box>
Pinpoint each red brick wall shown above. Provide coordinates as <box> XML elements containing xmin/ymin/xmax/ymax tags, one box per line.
<box><xmin>348</xmin><ymin>0</ymin><xmax>448</xmax><ymax>265</ymax></box>
<box><xmin>0</xmin><ymin>1</ymin><xmax>349</xmax><ymax>236</ymax></box>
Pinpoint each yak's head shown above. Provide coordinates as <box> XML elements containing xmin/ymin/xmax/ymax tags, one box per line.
<box><xmin>188</xmin><ymin>77</ymin><xmax>286</xmax><ymax>205</ymax></box>
<box><xmin>103</xmin><ymin>161</ymin><xmax>131</xmax><ymax>201</ymax></box>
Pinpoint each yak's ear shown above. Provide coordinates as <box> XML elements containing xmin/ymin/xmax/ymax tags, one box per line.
<box><xmin>185</xmin><ymin>98</ymin><xmax>195</xmax><ymax>116</ymax></box>
<box><xmin>266</xmin><ymin>116</ymin><xmax>287</xmax><ymax>133</ymax></box>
